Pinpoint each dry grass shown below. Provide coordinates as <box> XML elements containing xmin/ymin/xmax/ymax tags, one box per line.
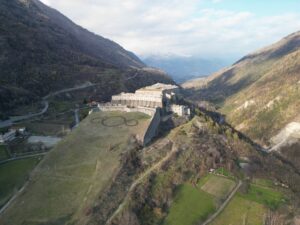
<box><xmin>0</xmin><ymin>111</ymin><xmax>151</xmax><ymax>225</ymax></box>
<box><xmin>201</xmin><ymin>175</ymin><xmax>236</xmax><ymax>201</ymax></box>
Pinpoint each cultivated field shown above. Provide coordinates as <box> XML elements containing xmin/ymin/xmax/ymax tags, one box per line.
<box><xmin>210</xmin><ymin>195</ymin><xmax>266</xmax><ymax>225</ymax></box>
<box><xmin>0</xmin><ymin>157</ymin><xmax>41</xmax><ymax>207</ymax></box>
<box><xmin>0</xmin><ymin>111</ymin><xmax>151</xmax><ymax>225</ymax></box>
<box><xmin>163</xmin><ymin>184</ymin><xmax>215</xmax><ymax>225</ymax></box>
<box><xmin>163</xmin><ymin>174</ymin><xmax>236</xmax><ymax>225</ymax></box>
<box><xmin>201</xmin><ymin>175</ymin><xmax>236</xmax><ymax>201</ymax></box>
<box><xmin>0</xmin><ymin>145</ymin><xmax>8</xmax><ymax>161</ymax></box>
<box><xmin>211</xmin><ymin>181</ymin><xmax>285</xmax><ymax>225</ymax></box>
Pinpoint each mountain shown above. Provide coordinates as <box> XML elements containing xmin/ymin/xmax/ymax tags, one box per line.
<box><xmin>2</xmin><ymin>109</ymin><xmax>300</xmax><ymax>225</ymax></box>
<box><xmin>143</xmin><ymin>54</ymin><xmax>229</xmax><ymax>83</ymax></box>
<box><xmin>0</xmin><ymin>0</ymin><xmax>173</xmax><ymax>116</ymax></box>
<box><xmin>184</xmin><ymin>31</ymin><xmax>300</xmax><ymax>148</ymax></box>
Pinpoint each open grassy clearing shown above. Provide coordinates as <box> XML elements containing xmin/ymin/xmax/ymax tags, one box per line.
<box><xmin>239</xmin><ymin>184</ymin><xmax>285</xmax><ymax>210</ymax></box>
<box><xmin>200</xmin><ymin>175</ymin><xmax>236</xmax><ymax>201</ymax></box>
<box><xmin>0</xmin><ymin>145</ymin><xmax>9</xmax><ymax>161</ymax></box>
<box><xmin>0</xmin><ymin>157</ymin><xmax>41</xmax><ymax>207</ymax></box>
<box><xmin>0</xmin><ymin>111</ymin><xmax>151</xmax><ymax>225</ymax></box>
<box><xmin>163</xmin><ymin>184</ymin><xmax>215</xmax><ymax>225</ymax></box>
<box><xmin>211</xmin><ymin>180</ymin><xmax>285</xmax><ymax>225</ymax></box>
<box><xmin>210</xmin><ymin>195</ymin><xmax>266</xmax><ymax>225</ymax></box>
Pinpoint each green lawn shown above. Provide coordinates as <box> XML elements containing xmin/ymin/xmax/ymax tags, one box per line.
<box><xmin>164</xmin><ymin>184</ymin><xmax>215</xmax><ymax>225</ymax></box>
<box><xmin>210</xmin><ymin>195</ymin><xmax>266</xmax><ymax>225</ymax></box>
<box><xmin>0</xmin><ymin>145</ymin><xmax>9</xmax><ymax>161</ymax></box>
<box><xmin>211</xmin><ymin>181</ymin><xmax>285</xmax><ymax>225</ymax></box>
<box><xmin>0</xmin><ymin>157</ymin><xmax>41</xmax><ymax>207</ymax></box>
<box><xmin>239</xmin><ymin>184</ymin><xmax>285</xmax><ymax>210</ymax></box>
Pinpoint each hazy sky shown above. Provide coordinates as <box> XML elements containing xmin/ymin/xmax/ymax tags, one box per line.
<box><xmin>40</xmin><ymin>0</ymin><xmax>300</xmax><ymax>59</ymax></box>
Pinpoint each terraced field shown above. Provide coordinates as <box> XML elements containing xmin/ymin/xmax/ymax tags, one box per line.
<box><xmin>163</xmin><ymin>184</ymin><xmax>215</xmax><ymax>225</ymax></box>
<box><xmin>163</xmin><ymin>174</ymin><xmax>237</xmax><ymax>225</ymax></box>
<box><xmin>0</xmin><ymin>111</ymin><xmax>151</xmax><ymax>225</ymax></box>
<box><xmin>211</xmin><ymin>181</ymin><xmax>285</xmax><ymax>225</ymax></box>
<box><xmin>210</xmin><ymin>195</ymin><xmax>266</xmax><ymax>225</ymax></box>
<box><xmin>201</xmin><ymin>175</ymin><xmax>236</xmax><ymax>201</ymax></box>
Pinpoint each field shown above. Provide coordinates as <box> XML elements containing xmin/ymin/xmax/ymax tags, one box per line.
<box><xmin>0</xmin><ymin>157</ymin><xmax>41</xmax><ymax>207</ymax></box>
<box><xmin>211</xmin><ymin>181</ymin><xmax>285</xmax><ymax>225</ymax></box>
<box><xmin>0</xmin><ymin>111</ymin><xmax>151</xmax><ymax>225</ymax></box>
<box><xmin>240</xmin><ymin>184</ymin><xmax>284</xmax><ymax>210</ymax></box>
<box><xmin>0</xmin><ymin>145</ymin><xmax>9</xmax><ymax>161</ymax></box>
<box><xmin>210</xmin><ymin>195</ymin><xmax>266</xmax><ymax>225</ymax></box>
<box><xmin>163</xmin><ymin>175</ymin><xmax>236</xmax><ymax>225</ymax></box>
<box><xmin>163</xmin><ymin>184</ymin><xmax>215</xmax><ymax>225</ymax></box>
<box><xmin>200</xmin><ymin>175</ymin><xmax>236</xmax><ymax>201</ymax></box>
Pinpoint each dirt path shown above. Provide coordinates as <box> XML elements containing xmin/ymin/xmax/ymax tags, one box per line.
<box><xmin>201</xmin><ymin>180</ymin><xmax>242</xmax><ymax>225</ymax></box>
<box><xmin>105</xmin><ymin>140</ymin><xmax>177</xmax><ymax>224</ymax></box>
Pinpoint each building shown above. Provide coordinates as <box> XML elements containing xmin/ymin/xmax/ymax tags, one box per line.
<box><xmin>0</xmin><ymin>129</ymin><xmax>16</xmax><ymax>143</ymax></box>
<box><xmin>168</xmin><ymin>104</ymin><xmax>191</xmax><ymax>117</ymax></box>
<box><xmin>96</xmin><ymin>83</ymin><xmax>191</xmax><ymax>145</ymax></box>
<box><xmin>111</xmin><ymin>83</ymin><xmax>179</xmax><ymax>108</ymax></box>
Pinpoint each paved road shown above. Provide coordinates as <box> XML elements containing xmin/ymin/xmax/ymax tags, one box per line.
<box><xmin>201</xmin><ymin>180</ymin><xmax>242</xmax><ymax>225</ymax></box>
<box><xmin>0</xmin><ymin>74</ymin><xmax>140</xmax><ymax>129</ymax></box>
<box><xmin>0</xmin><ymin>101</ymin><xmax>49</xmax><ymax>128</ymax></box>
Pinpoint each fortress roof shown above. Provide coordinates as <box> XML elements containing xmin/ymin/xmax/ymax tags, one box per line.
<box><xmin>137</xmin><ymin>83</ymin><xmax>178</xmax><ymax>92</ymax></box>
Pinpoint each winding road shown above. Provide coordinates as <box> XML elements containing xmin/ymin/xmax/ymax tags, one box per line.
<box><xmin>0</xmin><ymin>73</ymin><xmax>141</xmax><ymax>129</ymax></box>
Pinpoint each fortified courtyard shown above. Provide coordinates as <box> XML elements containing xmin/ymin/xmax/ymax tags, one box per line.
<box><xmin>94</xmin><ymin>83</ymin><xmax>191</xmax><ymax>145</ymax></box>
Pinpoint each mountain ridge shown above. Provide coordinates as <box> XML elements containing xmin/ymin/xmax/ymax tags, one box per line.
<box><xmin>0</xmin><ymin>0</ymin><xmax>173</xmax><ymax>116</ymax></box>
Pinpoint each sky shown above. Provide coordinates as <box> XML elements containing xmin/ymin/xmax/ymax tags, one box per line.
<box><xmin>40</xmin><ymin>0</ymin><xmax>300</xmax><ymax>60</ymax></box>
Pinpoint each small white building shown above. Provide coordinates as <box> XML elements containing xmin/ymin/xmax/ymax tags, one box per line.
<box><xmin>0</xmin><ymin>129</ymin><xmax>16</xmax><ymax>143</ymax></box>
<box><xmin>169</xmin><ymin>104</ymin><xmax>191</xmax><ymax>117</ymax></box>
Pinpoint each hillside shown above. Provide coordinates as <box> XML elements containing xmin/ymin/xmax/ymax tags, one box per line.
<box><xmin>0</xmin><ymin>0</ymin><xmax>173</xmax><ymax>116</ymax></box>
<box><xmin>185</xmin><ymin>31</ymin><xmax>300</xmax><ymax>147</ymax></box>
<box><xmin>2</xmin><ymin>109</ymin><xmax>300</xmax><ymax>225</ymax></box>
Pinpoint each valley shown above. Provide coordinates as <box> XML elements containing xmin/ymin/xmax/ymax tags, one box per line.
<box><xmin>0</xmin><ymin>0</ymin><xmax>300</xmax><ymax>225</ymax></box>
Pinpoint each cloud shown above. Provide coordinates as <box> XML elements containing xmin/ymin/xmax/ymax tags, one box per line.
<box><xmin>40</xmin><ymin>0</ymin><xmax>300</xmax><ymax>59</ymax></box>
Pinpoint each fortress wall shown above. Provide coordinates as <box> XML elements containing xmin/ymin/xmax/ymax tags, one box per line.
<box><xmin>142</xmin><ymin>108</ymin><xmax>161</xmax><ymax>145</ymax></box>
<box><xmin>98</xmin><ymin>104</ymin><xmax>156</xmax><ymax>116</ymax></box>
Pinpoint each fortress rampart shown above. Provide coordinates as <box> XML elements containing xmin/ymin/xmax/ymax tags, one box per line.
<box><xmin>98</xmin><ymin>103</ymin><xmax>161</xmax><ymax>145</ymax></box>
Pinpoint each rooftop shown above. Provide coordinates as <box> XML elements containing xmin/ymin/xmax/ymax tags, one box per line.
<box><xmin>137</xmin><ymin>83</ymin><xmax>178</xmax><ymax>92</ymax></box>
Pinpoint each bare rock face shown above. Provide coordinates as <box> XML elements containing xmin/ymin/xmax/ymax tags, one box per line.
<box><xmin>270</xmin><ymin>122</ymin><xmax>300</xmax><ymax>151</ymax></box>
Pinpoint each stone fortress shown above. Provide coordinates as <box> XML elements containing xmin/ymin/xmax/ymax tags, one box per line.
<box><xmin>96</xmin><ymin>83</ymin><xmax>191</xmax><ymax>145</ymax></box>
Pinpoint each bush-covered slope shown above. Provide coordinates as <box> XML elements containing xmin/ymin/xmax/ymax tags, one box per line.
<box><xmin>186</xmin><ymin>31</ymin><xmax>300</xmax><ymax>146</ymax></box>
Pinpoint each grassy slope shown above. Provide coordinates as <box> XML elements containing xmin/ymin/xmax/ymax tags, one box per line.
<box><xmin>211</xmin><ymin>182</ymin><xmax>285</xmax><ymax>225</ymax></box>
<box><xmin>0</xmin><ymin>111</ymin><xmax>151</xmax><ymax>225</ymax></box>
<box><xmin>163</xmin><ymin>174</ymin><xmax>236</xmax><ymax>225</ymax></box>
<box><xmin>0</xmin><ymin>157</ymin><xmax>41</xmax><ymax>207</ymax></box>
<box><xmin>200</xmin><ymin>175</ymin><xmax>235</xmax><ymax>200</ymax></box>
<box><xmin>0</xmin><ymin>145</ymin><xmax>9</xmax><ymax>161</ymax></box>
<box><xmin>239</xmin><ymin>184</ymin><xmax>284</xmax><ymax>210</ymax></box>
<box><xmin>163</xmin><ymin>184</ymin><xmax>215</xmax><ymax>225</ymax></box>
<box><xmin>210</xmin><ymin>195</ymin><xmax>265</xmax><ymax>225</ymax></box>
